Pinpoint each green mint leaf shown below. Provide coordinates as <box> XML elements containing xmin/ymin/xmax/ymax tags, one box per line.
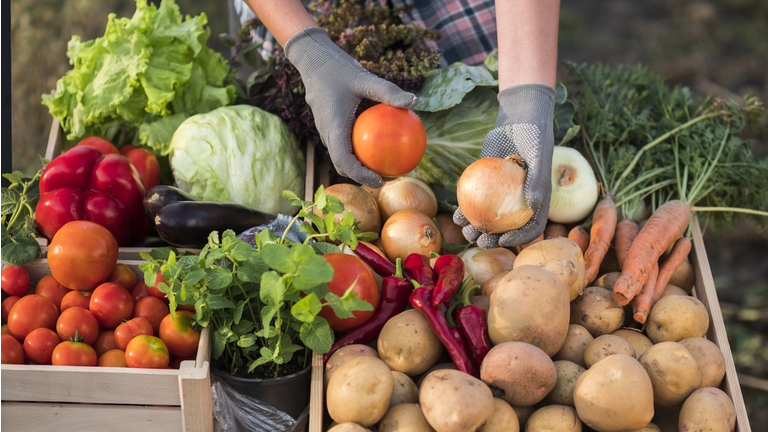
<box><xmin>291</xmin><ymin>293</ymin><xmax>323</xmax><ymax>323</ymax></box>
<box><xmin>324</xmin><ymin>214</ymin><xmax>336</xmax><ymax>237</ymax></box>
<box><xmin>299</xmin><ymin>221</ymin><xmax>319</xmax><ymax>237</ymax></box>
<box><xmin>206</xmin><ymin>266</ymin><xmax>233</xmax><ymax>291</ymax></box>
<box><xmin>228</xmin><ymin>240</ymin><xmax>255</xmax><ymax>262</ymax></box>
<box><xmin>2</xmin><ymin>172</ymin><xmax>24</xmax><ymax>184</ymax></box>
<box><xmin>304</xmin><ymin>212</ymin><xmax>326</xmax><ymax>233</ymax></box>
<box><xmin>260</xmin><ymin>305</ymin><xmax>279</xmax><ymax>331</ymax></box>
<box><xmin>311</xmin><ymin>242</ymin><xmax>341</xmax><ymax>256</ymax></box>
<box><xmin>355</xmin><ymin>232</ymin><xmax>379</xmax><ymax>242</ymax></box>
<box><xmin>305</xmin><ymin>282</ymin><xmax>329</xmax><ymax>300</ymax></box>
<box><xmin>233</xmin><ymin>301</ymin><xmax>246</xmax><ymax>325</ymax></box>
<box><xmin>260</xmin><ymin>347</ymin><xmax>273</xmax><ymax>360</ymax></box>
<box><xmin>291</xmin><ymin>244</ymin><xmax>335</xmax><ymax>290</ymax></box>
<box><xmin>324</xmin><ymin>195</ymin><xmax>344</xmax><ymax>215</ymax></box>
<box><xmin>205</xmin><ymin>248</ymin><xmax>227</xmax><ymax>267</ymax></box>
<box><xmin>1</xmin><ymin>188</ymin><xmax>16</xmax><ymax>216</ymax></box>
<box><xmin>323</xmin><ymin>292</ymin><xmax>355</xmax><ymax>319</ymax></box>
<box><xmin>255</xmin><ymin>326</ymin><xmax>278</xmax><ymax>338</ymax></box>
<box><xmin>237</xmin><ymin>334</ymin><xmax>257</xmax><ymax>348</ymax></box>
<box><xmin>232</xmin><ymin>319</ymin><xmax>255</xmax><ymax>335</ymax></box>
<box><xmin>222</xmin><ymin>229</ymin><xmax>237</xmax><ymax>240</ymax></box>
<box><xmin>183</xmin><ymin>269</ymin><xmax>206</xmax><ymax>286</ymax></box>
<box><xmin>314</xmin><ymin>185</ymin><xmax>327</xmax><ymax>212</ymax></box>
<box><xmin>139</xmin><ymin>252</ymin><xmax>160</xmax><ymax>267</ymax></box>
<box><xmin>258</xmin><ymin>229</ymin><xmax>279</xmax><ymax>247</ymax></box>
<box><xmin>208</xmin><ymin>295</ymin><xmax>235</xmax><ymax>309</ymax></box>
<box><xmin>150</xmin><ymin>247</ymin><xmax>177</xmax><ymax>262</ymax></box>
<box><xmin>143</xmin><ymin>268</ymin><xmax>158</xmax><ymax>288</ymax></box>
<box><xmin>208</xmin><ymin>231</ymin><xmax>221</xmax><ymax>247</ymax></box>
<box><xmin>177</xmin><ymin>255</ymin><xmax>199</xmax><ymax>269</ymax></box>
<box><xmin>248</xmin><ymin>356</ymin><xmax>270</xmax><ymax>373</ymax></box>
<box><xmin>260</xmin><ymin>244</ymin><xmax>296</xmax><ymax>274</ymax></box>
<box><xmin>237</xmin><ymin>256</ymin><xmax>266</xmax><ymax>283</ymax></box>
<box><xmin>300</xmin><ymin>316</ymin><xmax>334</xmax><ymax>353</ymax></box>
<box><xmin>213</xmin><ymin>329</ymin><xmax>227</xmax><ymax>359</ymax></box>
<box><xmin>341</xmin><ymin>209</ymin><xmax>356</xmax><ymax>227</ymax></box>
<box><xmin>282</xmin><ymin>190</ymin><xmax>301</xmax><ymax>202</ymax></box>
<box><xmin>0</xmin><ymin>225</ymin><xmax>40</xmax><ymax>266</ymax></box>
<box><xmin>260</xmin><ymin>271</ymin><xmax>286</xmax><ymax>307</ymax></box>
<box><xmin>24</xmin><ymin>216</ymin><xmax>37</xmax><ymax>235</ymax></box>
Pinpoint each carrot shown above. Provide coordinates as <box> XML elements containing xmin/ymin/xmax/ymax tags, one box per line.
<box><xmin>612</xmin><ymin>200</ymin><xmax>692</xmax><ymax>306</ymax></box>
<box><xmin>544</xmin><ymin>223</ymin><xmax>568</xmax><ymax>239</ymax></box>
<box><xmin>567</xmin><ymin>225</ymin><xmax>590</xmax><ymax>254</ymax></box>
<box><xmin>516</xmin><ymin>234</ymin><xmax>544</xmax><ymax>254</ymax></box>
<box><xmin>583</xmin><ymin>197</ymin><xmax>618</xmax><ymax>286</ymax></box>
<box><xmin>631</xmin><ymin>263</ymin><xmax>659</xmax><ymax>324</ymax></box>
<box><xmin>653</xmin><ymin>237</ymin><xmax>692</xmax><ymax>303</ymax></box>
<box><xmin>614</xmin><ymin>219</ymin><xmax>640</xmax><ymax>270</ymax></box>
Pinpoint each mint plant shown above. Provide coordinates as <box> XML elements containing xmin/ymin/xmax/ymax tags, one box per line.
<box><xmin>1</xmin><ymin>158</ymin><xmax>48</xmax><ymax>265</ymax></box>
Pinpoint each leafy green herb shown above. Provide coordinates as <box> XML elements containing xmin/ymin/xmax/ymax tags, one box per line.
<box><xmin>1</xmin><ymin>159</ymin><xmax>48</xmax><ymax>265</ymax></box>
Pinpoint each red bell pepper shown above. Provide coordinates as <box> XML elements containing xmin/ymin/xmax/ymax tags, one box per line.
<box><xmin>35</xmin><ymin>145</ymin><xmax>148</xmax><ymax>246</ymax></box>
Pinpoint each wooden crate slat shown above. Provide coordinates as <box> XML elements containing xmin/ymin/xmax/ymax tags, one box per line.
<box><xmin>179</xmin><ymin>361</ymin><xmax>214</xmax><ymax>432</ymax></box>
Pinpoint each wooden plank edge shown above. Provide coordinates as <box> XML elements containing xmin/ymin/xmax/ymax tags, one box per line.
<box><xmin>1</xmin><ymin>402</ymin><xmax>182</xmax><ymax>432</ymax></box>
<box><xmin>179</xmin><ymin>361</ymin><xmax>213</xmax><ymax>432</ymax></box>
<box><xmin>309</xmin><ymin>351</ymin><xmax>324</xmax><ymax>432</ymax></box>
<box><xmin>44</xmin><ymin>116</ymin><xmax>62</xmax><ymax>162</ymax></box>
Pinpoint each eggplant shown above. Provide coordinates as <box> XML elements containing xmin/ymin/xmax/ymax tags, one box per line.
<box><xmin>143</xmin><ymin>186</ymin><xmax>198</xmax><ymax>222</ymax></box>
<box><xmin>154</xmin><ymin>201</ymin><xmax>275</xmax><ymax>248</ymax></box>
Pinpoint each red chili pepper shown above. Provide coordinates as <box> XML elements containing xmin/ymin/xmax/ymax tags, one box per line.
<box><xmin>432</xmin><ymin>254</ymin><xmax>465</xmax><ymax>306</ymax></box>
<box><xmin>323</xmin><ymin>258</ymin><xmax>412</xmax><ymax>363</ymax></box>
<box><xmin>455</xmin><ymin>285</ymin><xmax>492</xmax><ymax>366</ymax></box>
<box><xmin>404</xmin><ymin>254</ymin><xmax>437</xmax><ymax>289</ymax></box>
<box><xmin>409</xmin><ymin>283</ymin><xmax>479</xmax><ymax>377</ymax></box>
<box><xmin>353</xmin><ymin>242</ymin><xmax>413</xmax><ymax>280</ymax></box>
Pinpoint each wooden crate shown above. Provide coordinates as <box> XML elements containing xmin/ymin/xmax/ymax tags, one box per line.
<box><xmin>0</xmin><ymin>259</ymin><xmax>214</xmax><ymax>432</ymax></box>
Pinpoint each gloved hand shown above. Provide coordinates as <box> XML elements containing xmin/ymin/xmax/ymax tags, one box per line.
<box><xmin>453</xmin><ymin>84</ymin><xmax>556</xmax><ymax>248</ymax></box>
<box><xmin>284</xmin><ymin>27</ymin><xmax>416</xmax><ymax>189</ymax></box>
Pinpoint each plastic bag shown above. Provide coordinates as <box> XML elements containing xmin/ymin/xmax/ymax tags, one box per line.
<box><xmin>211</xmin><ymin>371</ymin><xmax>300</xmax><ymax>432</ymax></box>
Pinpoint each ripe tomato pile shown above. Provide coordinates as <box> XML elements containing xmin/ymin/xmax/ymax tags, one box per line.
<box><xmin>1</xmin><ymin>221</ymin><xmax>200</xmax><ymax>368</ymax></box>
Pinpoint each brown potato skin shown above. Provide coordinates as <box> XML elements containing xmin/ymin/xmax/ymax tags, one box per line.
<box><xmin>377</xmin><ymin>403</ymin><xmax>436</xmax><ymax>432</ymax></box>
<box><xmin>325</xmin><ymin>344</ymin><xmax>379</xmax><ymax>390</ymax></box>
<box><xmin>570</xmin><ymin>287</ymin><xmax>625</xmax><ymax>337</ymax></box>
<box><xmin>646</xmin><ymin>296</ymin><xmax>709</xmax><ymax>343</ymax></box>
<box><xmin>545</xmin><ymin>361</ymin><xmax>586</xmax><ymax>406</ymax></box>
<box><xmin>415</xmin><ymin>362</ymin><xmax>457</xmax><ymax>388</ymax></box>
<box><xmin>668</xmin><ymin>258</ymin><xmax>695</xmax><ymax>293</ymax></box>
<box><xmin>526</xmin><ymin>405</ymin><xmax>582</xmax><ymax>432</ymax></box>
<box><xmin>327</xmin><ymin>423</ymin><xmax>373</xmax><ymax>432</ymax></box>
<box><xmin>594</xmin><ymin>271</ymin><xmax>621</xmax><ymax>291</ymax></box>
<box><xmin>679</xmin><ymin>387</ymin><xmax>736</xmax><ymax>432</ymax></box>
<box><xmin>480</xmin><ymin>342</ymin><xmax>557</xmax><ymax>407</ymax></box>
<box><xmin>583</xmin><ymin>334</ymin><xmax>636</xmax><ymax>368</ymax></box>
<box><xmin>513</xmin><ymin>238</ymin><xmax>585</xmax><ymax>301</ymax></box>
<box><xmin>481</xmin><ymin>271</ymin><xmax>509</xmax><ymax>297</ymax></box>
<box><xmin>420</xmin><ymin>369</ymin><xmax>494</xmax><ymax>432</ymax></box>
<box><xmin>679</xmin><ymin>337</ymin><xmax>726</xmax><ymax>388</ymax></box>
<box><xmin>378</xmin><ymin>309</ymin><xmax>444</xmax><ymax>376</ymax></box>
<box><xmin>611</xmin><ymin>329</ymin><xmax>654</xmax><ymax>359</ymax></box>
<box><xmin>389</xmin><ymin>371</ymin><xmax>419</xmax><ymax>406</ymax></box>
<box><xmin>326</xmin><ymin>356</ymin><xmax>394</xmax><ymax>426</ymax></box>
<box><xmin>660</xmin><ymin>283</ymin><xmax>688</xmax><ymax>298</ymax></box>
<box><xmin>553</xmin><ymin>324</ymin><xmax>594</xmax><ymax>368</ymax></box>
<box><xmin>638</xmin><ymin>342</ymin><xmax>701</xmax><ymax>407</ymax></box>
<box><xmin>477</xmin><ymin>398</ymin><xmax>519</xmax><ymax>432</ymax></box>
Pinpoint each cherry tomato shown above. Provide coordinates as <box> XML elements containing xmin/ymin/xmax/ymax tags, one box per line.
<box><xmin>1</xmin><ymin>334</ymin><xmax>25</xmax><ymax>364</ymax></box>
<box><xmin>147</xmin><ymin>272</ymin><xmax>169</xmax><ymax>304</ymax></box>
<box><xmin>317</xmin><ymin>253</ymin><xmax>380</xmax><ymax>332</ymax></box>
<box><xmin>125</xmin><ymin>335</ymin><xmax>169</xmax><ymax>369</ymax></box>
<box><xmin>106</xmin><ymin>264</ymin><xmax>137</xmax><ymax>291</ymax></box>
<box><xmin>76</xmin><ymin>137</ymin><xmax>118</xmax><ymax>154</ymax></box>
<box><xmin>23</xmin><ymin>328</ymin><xmax>61</xmax><ymax>365</ymax></box>
<box><xmin>131</xmin><ymin>280</ymin><xmax>150</xmax><ymax>303</ymax></box>
<box><xmin>125</xmin><ymin>148</ymin><xmax>161</xmax><ymax>192</ymax></box>
<box><xmin>1</xmin><ymin>265</ymin><xmax>31</xmax><ymax>296</ymax></box>
<box><xmin>2</xmin><ymin>296</ymin><xmax>22</xmax><ymax>321</ymax></box>
<box><xmin>133</xmin><ymin>296</ymin><xmax>170</xmax><ymax>335</ymax></box>
<box><xmin>7</xmin><ymin>294</ymin><xmax>59</xmax><ymax>340</ymax></box>
<box><xmin>56</xmin><ymin>307</ymin><xmax>99</xmax><ymax>345</ymax></box>
<box><xmin>47</xmin><ymin>221</ymin><xmax>119</xmax><ymax>291</ymax></box>
<box><xmin>158</xmin><ymin>311</ymin><xmax>200</xmax><ymax>358</ymax></box>
<box><xmin>351</xmin><ymin>104</ymin><xmax>427</xmax><ymax>177</ymax></box>
<box><xmin>168</xmin><ymin>354</ymin><xmax>197</xmax><ymax>369</ymax></box>
<box><xmin>90</xmin><ymin>282</ymin><xmax>134</xmax><ymax>328</ymax></box>
<box><xmin>119</xmin><ymin>145</ymin><xmax>137</xmax><ymax>156</ymax></box>
<box><xmin>61</xmin><ymin>290</ymin><xmax>92</xmax><ymax>312</ymax></box>
<box><xmin>114</xmin><ymin>317</ymin><xmax>154</xmax><ymax>350</ymax></box>
<box><xmin>35</xmin><ymin>274</ymin><xmax>71</xmax><ymax>312</ymax></box>
<box><xmin>98</xmin><ymin>349</ymin><xmax>128</xmax><ymax>367</ymax></box>
<box><xmin>52</xmin><ymin>341</ymin><xmax>97</xmax><ymax>366</ymax></box>
<box><xmin>93</xmin><ymin>330</ymin><xmax>119</xmax><ymax>357</ymax></box>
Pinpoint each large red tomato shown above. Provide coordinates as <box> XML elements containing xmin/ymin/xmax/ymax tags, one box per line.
<box><xmin>23</xmin><ymin>328</ymin><xmax>61</xmax><ymax>365</ymax></box>
<box><xmin>351</xmin><ymin>104</ymin><xmax>427</xmax><ymax>177</ymax></box>
<box><xmin>106</xmin><ymin>264</ymin><xmax>137</xmax><ymax>291</ymax></box>
<box><xmin>7</xmin><ymin>294</ymin><xmax>59</xmax><ymax>340</ymax></box>
<box><xmin>124</xmin><ymin>148</ymin><xmax>161</xmax><ymax>192</ymax></box>
<box><xmin>93</xmin><ymin>330</ymin><xmax>119</xmax><ymax>357</ymax></box>
<box><xmin>98</xmin><ymin>349</ymin><xmax>128</xmax><ymax>367</ymax></box>
<box><xmin>158</xmin><ymin>311</ymin><xmax>200</xmax><ymax>358</ymax></box>
<box><xmin>1</xmin><ymin>265</ymin><xmax>31</xmax><ymax>296</ymax></box>
<box><xmin>56</xmin><ymin>307</ymin><xmax>99</xmax><ymax>345</ymax></box>
<box><xmin>76</xmin><ymin>137</ymin><xmax>118</xmax><ymax>154</ymax></box>
<box><xmin>133</xmin><ymin>296</ymin><xmax>170</xmax><ymax>335</ymax></box>
<box><xmin>114</xmin><ymin>317</ymin><xmax>153</xmax><ymax>350</ymax></box>
<box><xmin>47</xmin><ymin>221</ymin><xmax>119</xmax><ymax>291</ymax></box>
<box><xmin>131</xmin><ymin>280</ymin><xmax>150</xmax><ymax>303</ymax></box>
<box><xmin>52</xmin><ymin>341</ymin><xmax>97</xmax><ymax>366</ymax></box>
<box><xmin>35</xmin><ymin>275</ymin><xmax>71</xmax><ymax>312</ymax></box>
<box><xmin>1</xmin><ymin>334</ymin><xmax>25</xmax><ymax>364</ymax></box>
<box><xmin>90</xmin><ymin>282</ymin><xmax>134</xmax><ymax>328</ymax></box>
<box><xmin>125</xmin><ymin>335</ymin><xmax>170</xmax><ymax>369</ymax></box>
<box><xmin>60</xmin><ymin>290</ymin><xmax>92</xmax><ymax>312</ymax></box>
<box><xmin>317</xmin><ymin>253</ymin><xmax>380</xmax><ymax>332</ymax></box>
<box><xmin>1</xmin><ymin>296</ymin><xmax>21</xmax><ymax>321</ymax></box>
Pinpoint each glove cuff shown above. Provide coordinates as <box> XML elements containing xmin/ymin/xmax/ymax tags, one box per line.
<box><xmin>284</xmin><ymin>27</ymin><xmax>339</xmax><ymax>76</ymax></box>
<box><xmin>495</xmin><ymin>83</ymin><xmax>557</xmax><ymax>128</ymax></box>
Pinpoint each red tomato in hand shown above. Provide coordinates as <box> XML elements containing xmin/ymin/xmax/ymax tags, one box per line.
<box><xmin>48</xmin><ymin>221</ymin><xmax>119</xmax><ymax>291</ymax></box>
<box><xmin>125</xmin><ymin>335</ymin><xmax>169</xmax><ymax>369</ymax></box>
<box><xmin>61</xmin><ymin>290</ymin><xmax>92</xmax><ymax>312</ymax></box>
<box><xmin>351</xmin><ymin>104</ymin><xmax>427</xmax><ymax>177</ymax></box>
<box><xmin>1</xmin><ymin>296</ymin><xmax>21</xmax><ymax>321</ymax></box>
<box><xmin>114</xmin><ymin>317</ymin><xmax>154</xmax><ymax>350</ymax></box>
<box><xmin>23</xmin><ymin>328</ymin><xmax>61</xmax><ymax>365</ymax></box>
<box><xmin>56</xmin><ymin>307</ymin><xmax>99</xmax><ymax>345</ymax></box>
<box><xmin>35</xmin><ymin>275</ymin><xmax>71</xmax><ymax>312</ymax></box>
<box><xmin>90</xmin><ymin>283</ymin><xmax>134</xmax><ymax>328</ymax></box>
<box><xmin>93</xmin><ymin>330</ymin><xmax>119</xmax><ymax>357</ymax></box>
<box><xmin>125</xmin><ymin>148</ymin><xmax>161</xmax><ymax>192</ymax></box>
<box><xmin>52</xmin><ymin>341</ymin><xmax>97</xmax><ymax>366</ymax></box>
<box><xmin>317</xmin><ymin>253</ymin><xmax>379</xmax><ymax>332</ymax></box>
<box><xmin>106</xmin><ymin>264</ymin><xmax>137</xmax><ymax>291</ymax></box>
<box><xmin>1</xmin><ymin>334</ymin><xmax>25</xmax><ymax>364</ymax></box>
<box><xmin>147</xmin><ymin>272</ymin><xmax>169</xmax><ymax>304</ymax></box>
<box><xmin>133</xmin><ymin>296</ymin><xmax>170</xmax><ymax>335</ymax></box>
<box><xmin>7</xmin><ymin>294</ymin><xmax>59</xmax><ymax>340</ymax></box>
<box><xmin>98</xmin><ymin>349</ymin><xmax>128</xmax><ymax>367</ymax></box>
<box><xmin>76</xmin><ymin>137</ymin><xmax>118</xmax><ymax>154</ymax></box>
<box><xmin>158</xmin><ymin>311</ymin><xmax>200</xmax><ymax>358</ymax></box>
<box><xmin>1</xmin><ymin>265</ymin><xmax>31</xmax><ymax>296</ymax></box>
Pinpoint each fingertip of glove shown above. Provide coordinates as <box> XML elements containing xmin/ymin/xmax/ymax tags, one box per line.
<box><xmin>453</xmin><ymin>208</ymin><xmax>469</xmax><ymax>226</ymax></box>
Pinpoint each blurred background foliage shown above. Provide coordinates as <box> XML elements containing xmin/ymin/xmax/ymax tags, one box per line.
<box><xmin>10</xmin><ymin>0</ymin><xmax>768</xmax><ymax>427</ymax></box>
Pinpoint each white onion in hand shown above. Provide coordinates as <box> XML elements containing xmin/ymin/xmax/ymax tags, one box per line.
<box><xmin>378</xmin><ymin>177</ymin><xmax>437</xmax><ymax>222</ymax></box>
<box><xmin>381</xmin><ymin>210</ymin><xmax>441</xmax><ymax>262</ymax></box>
<box><xmin>548</xmin><ymin>147</ymin><xmax>599</xmax><ymax>224</ymax></box>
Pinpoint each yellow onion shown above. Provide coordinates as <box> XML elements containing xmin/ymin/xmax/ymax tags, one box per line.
<box><xmin>377</xmin><ymin>177</ymin><xmax>437</xmax><ymax>223</ymax></box>
<box><xmin>314</xmin><ymin>184</ymin><xmax>381</xmax><ymax>234</ymax></box>
<box><xmin>435</xmin><ymin>214</ymin><xmax>466</xmax><ymax>245</ymax></box>
<box><xmin>458</xmin><ymin>247</ymin><xmax>517</xmax><ymax>286</ymax></box>
<box><xmin>381</xmin><ymin>210</ymin><xmax>441</xmax><ymax>262</ymax></box>
<box><xmin>457</xmin><ymin>156</ymin><xmax>533</xmax><ymax>234</ymax></box>
<box><xmin>549</xmin><ymin>146</ymin><xmax>599</xmax><ymax>224</ymax></box>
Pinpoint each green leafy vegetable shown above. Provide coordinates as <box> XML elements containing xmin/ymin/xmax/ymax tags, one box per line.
<box><xmin>1</xmin><ymin>161</ymin><xmax>48</xmax><ymax>265</ymax></box>
<box><xmin>412</xmin><ymin>65</ymin><xmax>498</xmax><ymax>112</ymax></box>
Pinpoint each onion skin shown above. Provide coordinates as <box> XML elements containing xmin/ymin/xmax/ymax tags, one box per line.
<box><xmin>381</xmin><ymin>210</ymin><xmax>441</xmax><ymax>262</ymax></box>
<box><xmin>377</xmin><ymin>177</ymin><xmax>437</xmax><ymax>223</ymax></box>
<box><xmin>315</xmin><ymin>184</ymin><xmax>381</xmax><ymax>234</ymax></box>
<box><xmin>458</xmin><ymin>247</ymin><xmax>517</xmax><ymax>286</ymax></box>
<box><xmin>435</xmin><ymin>214</ymin><xmax>466</xmax><ymax>245</ymax></box>
<box><xmin>457</xmin><ymin>157</ymin><xmax>533</xmax><ymax>234</ymax></box>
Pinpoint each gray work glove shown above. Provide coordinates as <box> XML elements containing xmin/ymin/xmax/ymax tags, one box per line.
<box><xmin>454</xmin><ymin>84</ymin><xmax>556</xmax><ymax>248</ymax></box>
<box><xmin>284</xmin><ymin>27</ymin><xmax>416</xmax><ymax>188</ymax></box>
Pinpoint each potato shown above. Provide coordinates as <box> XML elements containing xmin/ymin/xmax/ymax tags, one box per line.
<box><xmin>481</xmin><ymin>271</ymin><xmax>510</xmax><ymax>296</ymax></box>
<box><xmin>583</xmin><ymin>334</ymin><xmax>636</xmax><ymax>368</ymax></box>
<box><xmin>325</xmin><ymin>344</ymin><xmax>379</xmax><ymax>390</ymax></box>
<box><xmin>415</xmin><ymin>362</ymin><xmax>456</xmax><ymax>387</ymax></box>
<box><xmin>420</xmin><ymin>369</ymin><xmax>494</xmax><ymax>432</ymax></box>
<box><xmin>513</xmin><ymin>237</ymin><xmax>585</xmax><ymax>300</ymax></box>
<box><xmin>480</xmin><ymin>342</ymin><xmax>556</xmax><ymax>406</ymax></box>
<box><xmin>660</xmin><ymin>283</ymin><xmax>688</xmax><ymax>298</ymax></box>
<box><xmin>573</xmin><ymin>355</ymin><xmax>654</xmax><ymax>432</ymax></box>
<box><xmin>545</xmin><ymin>361</ymin><xmax>585</xmax><ymax>406</ymax></box>
<box><xmin>390</xmin><ymin>371</ymin><xmax>419</xmax><ymax>406</ymax></box>
<box><xmin>646</xmin><ymin>295</ymin><xmax>709</xmax><ymax>343</ymax></box>
<box><xmin>679</xmin><ymin>387</ymin><xmax>736</xmax><ymax>431</ymax></box>
<box><xmin>326</xmin><ymin>356</ymin><xmax>394</xmax><ymax>426</ymax></box>
<box><xmin>679</xmin><ymin>337</ymin><xmax>726</xmax><ymax>388</ymax></box>
<box><xmin>570</xmin><ymin>287</ymin><xmax>625</xmax><ymax>337</ymax></box>
<box><xmin>594</xmin><ymin>272</ymin><xmax>621</xmax><ymax>291</ymax></box>
<box><xmin>328</xmin><ymin>423</ymin><xmax>373</xmax><ymax>432</ymax></box>
<box><xmin>638</xmin><ymin>342</ymin><xmax>701</xmax><ymax>407</ymax></box>
<box><xmin>553</xmin><ymin>324</ymin><xmax>594</xmax><ymax>368</ymax></box>
<box><xmin>458</xmin><ymin>247</ymin><xmax>517</xmax><ymax>286</ymax></box>
<box><xmin>668</xmin><ymin>258</ymin><xmax>694</xmax><ymax>293</ymax></box>
<box><xmin>611</xmin><ymin>329</ymin><xmax>654</xmax><ymax>359</ymax></box>
<box><xmin>488</xmin><ymin>260</ymin><xmax>578</xmax><ymax>355</ymax></box>
<box><xmin>477</xmin><ymin>398</ymin><xmax>519</xmax><ymax>432</ymax></box>
<box><xmin>526</xmin><ymin>405</ymin><xmax>582</xmax><ymax>432</ymax></box>
<box><xmin>378</xmin><ymin>309</ymin><xmax>443</xmax><ymax>376</ymax></box>
<box><xmin>377</xmin><ymin>403</ymin><xmax>436</xmax><ymax>432</ymax></box>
